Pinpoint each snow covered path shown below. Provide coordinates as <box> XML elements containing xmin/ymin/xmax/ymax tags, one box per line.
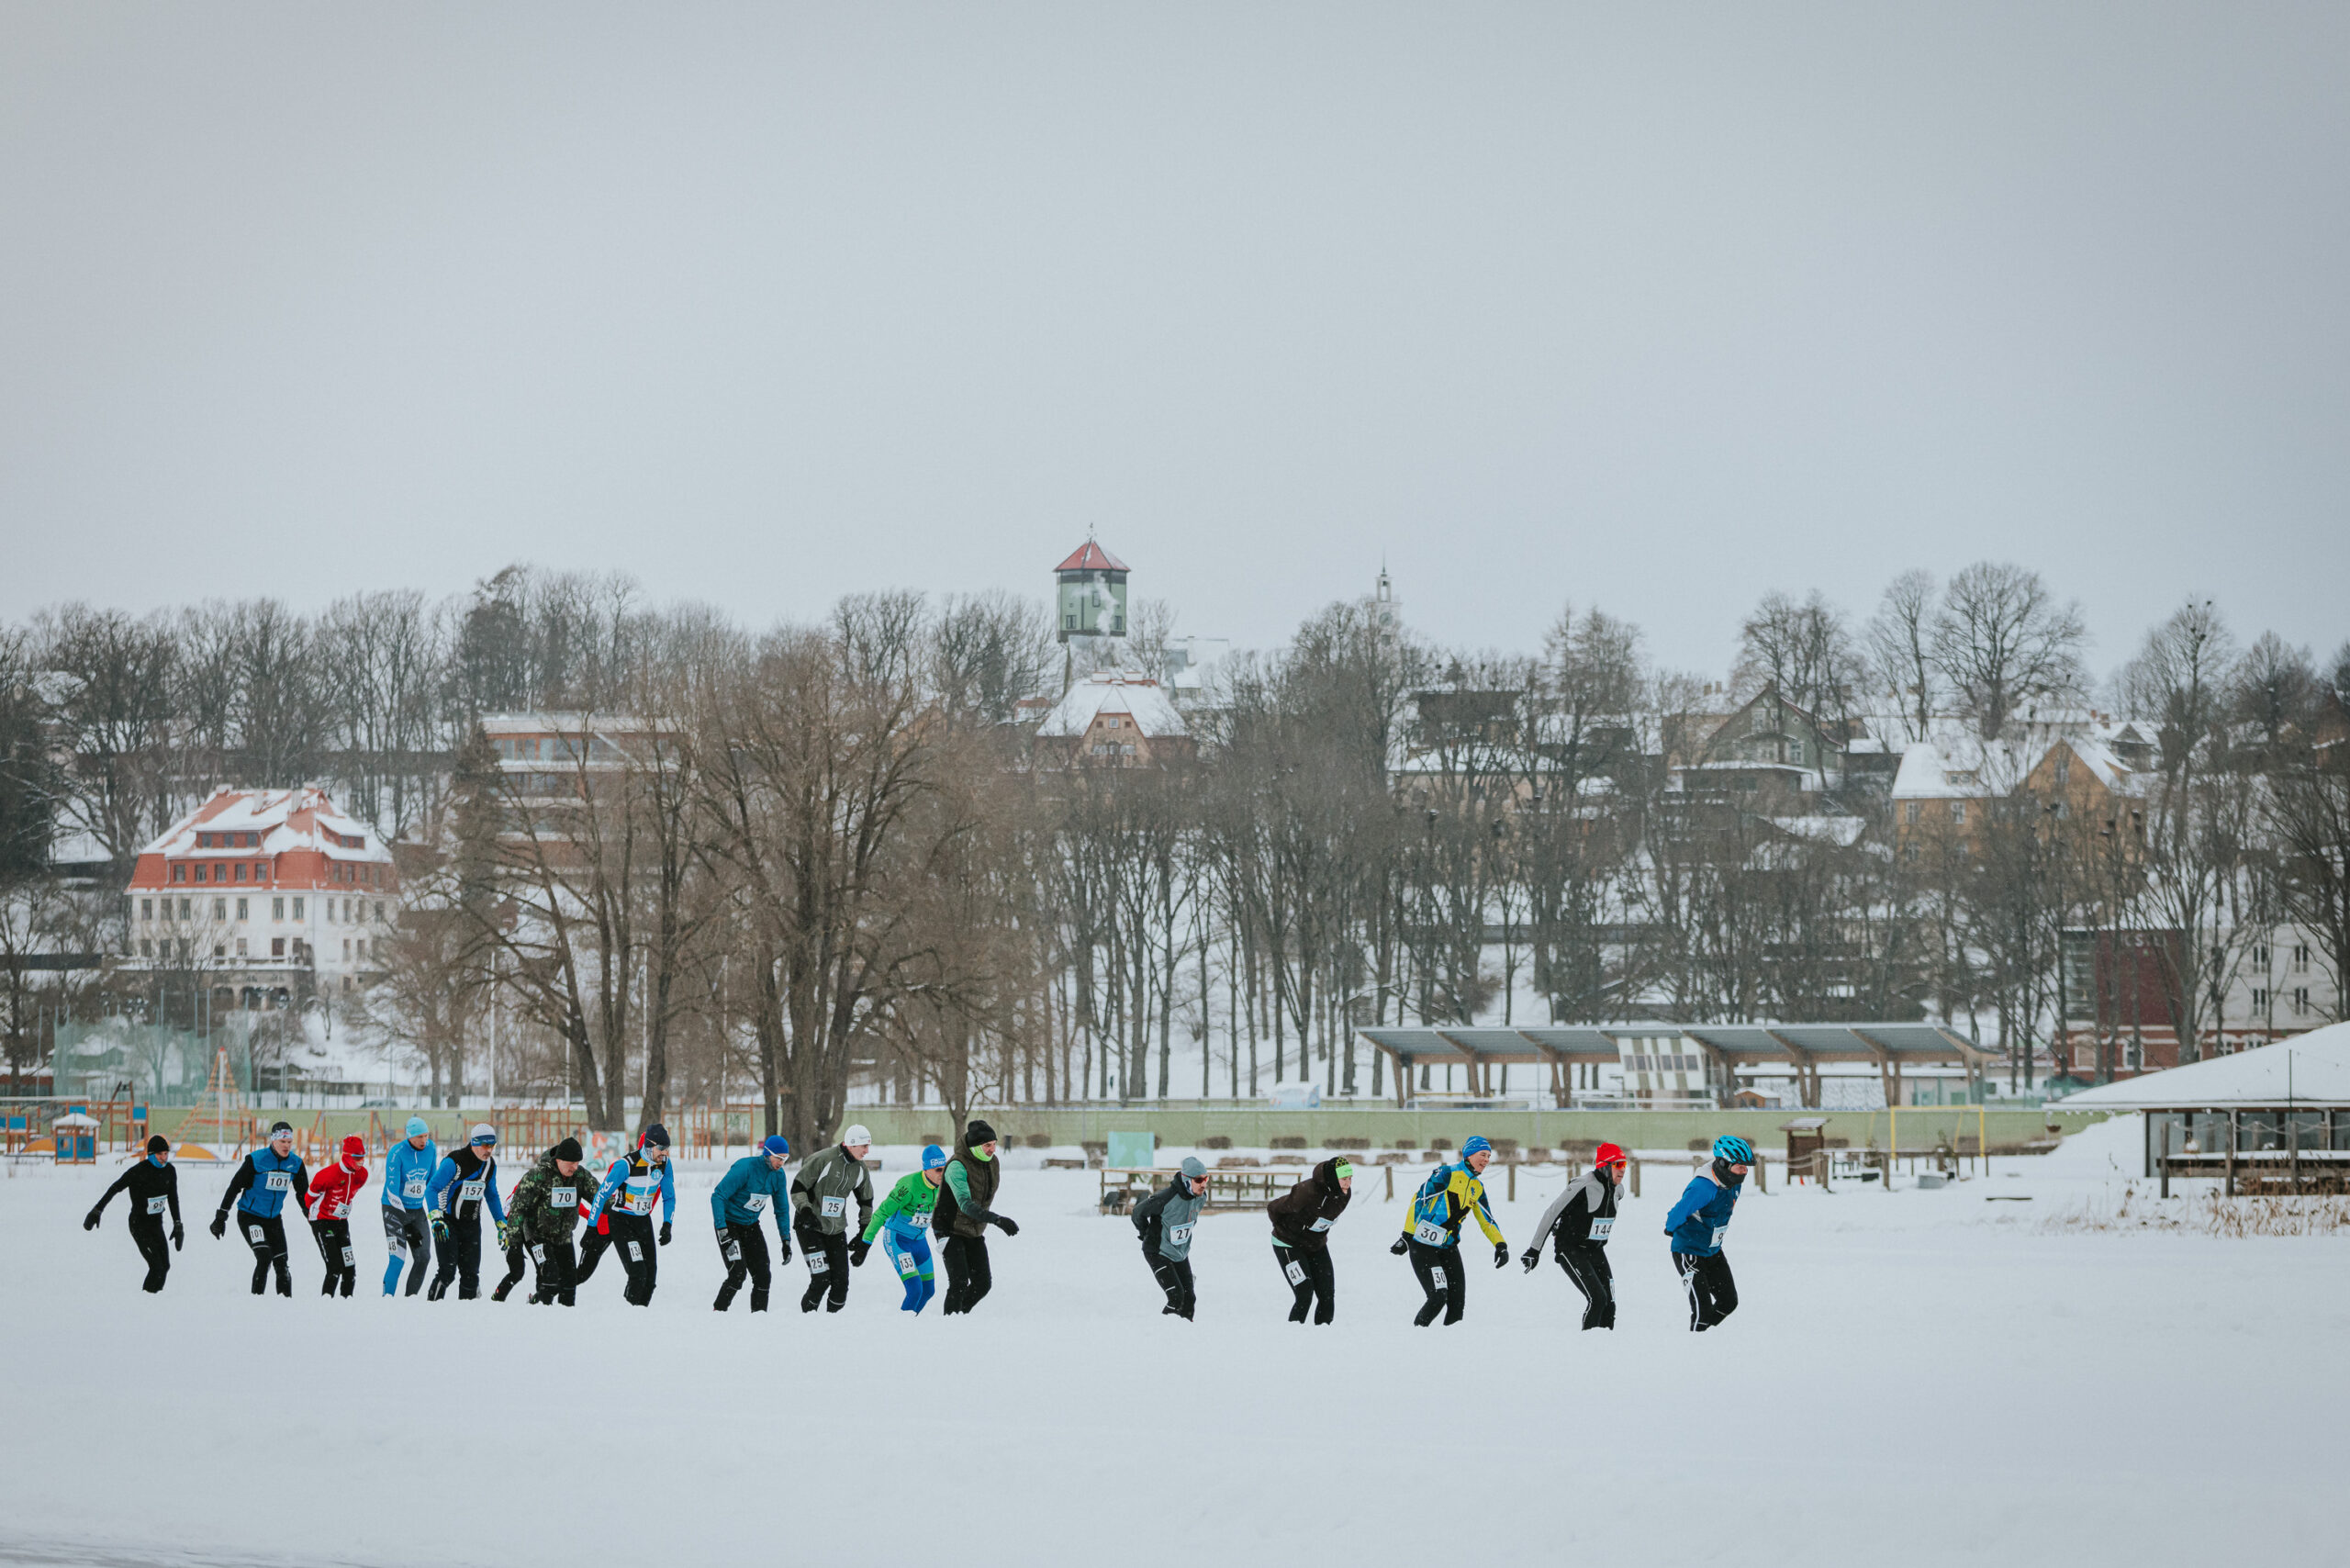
<box><xmin>4</xmin><ymin>1127</ymin><xmax>2336</xmax><ymax>1567</ymax></box>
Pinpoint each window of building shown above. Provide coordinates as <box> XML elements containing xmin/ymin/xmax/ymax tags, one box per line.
<box><xmin>231</xmin><ymin>863</ymin><xmax>244</xmax><ymax>882</ymax></box>
<box><xmin>292</xmin><ymin>897</ymin><xmax>304</xmax><ymax>920</ymax></box>
<box><xmin>342</xmin><ymin>938</ymin><xmax>352</xmax><ymax>960</ymax></box>
<box><xmin>1903</xmin><ymin>843</ymin><xmax>1919</xmax><ymax>864</ymax></box>
<box><xmin>272</xmin><ymin>897</ymin><xmax>284</xmax><ymax>921</ymax></box>
<box><xmin>140</xmin><ymin>899</ymin><xmax>151</xmax><ymax>921</ymax></box>
<box><xmin>374</xmin><ymin>902</ymin><xmax>385</xmax><ymax>923</ymax></box>
<box><xmin>235</xmin><ymin>898</ymin><xmax>248</xmax><ymax>921</ymax></box>
<box><xmin>212</xmin><ymin>899</ymin><xmax>227</xmax><ymax>920</ymax></box>
<box><xmin>256</xmin><ymin>865</ymin><xmax>268</xmax><ymax>884</ymax></box>
<box><xmin>2294</xmin><ymin>987</ymin><xmax>2311</xmax><ymax>1014</ymax></box>
<box><xmin>172</xmin><ymin>864</ymin><xmax>185</xmax><ymax>883</ymax></box>
<box><xmin>2253</xmin><ymin>988</ymin><xmax>2268</xmax><ymax>1010</ymax></box>
<box><xmin>178</xmin><ymin>898</ymin><xmax>191</xmax><ymax>920</ymax></box>
<box><xmin>235</xmin><ymin>938</ymin><xmax>248</xmax><ymax>957</ymax></box>
<box><xmin>140</xmin><ymin>939</ymin><xmax>152</xmax><ymax>957</ymax></box>
<box><xmin>2053</xmin><ymin>753</ymin><xmax>2071</xmax><ymax>787</ymax></box>
<box><xmin>1903</xmin><ymin>801</ymin><xmax>1920</xmax><ymax>824</ymax></box>
<box><xmin>1951</xmin><ymin>801</ymin><xmax>1966</xmax><ymax>825</ymax></box>
<box><xmin>2254</xmin><ymin>944</ymin><xmax>2270</xmax><ymax>969</ymax></box>
<box><xmin>271</xmin><ymin>938</ymin><xmax>285</xmax><ymax>958</ymax></box>
<box><xmin>213</xmin><ymin>943</ymin><xmax>226</xmax><ymax>958</ymax></box>
<box><xmin>2292</xmin><ymin>945</ymin><xmax>2311</xmax><ymax>972</ymax></box>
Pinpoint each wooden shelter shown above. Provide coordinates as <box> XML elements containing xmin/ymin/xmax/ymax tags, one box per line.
<box><xmin>1359</xmin><ymin>1022</ymin><xmax>1995</xmax><ymax>1109</ymax></box>
<box><xmin>2056</xmin><ymin>1023</ymin><xmax>2350</xmax><ymax>1195</ymax></box>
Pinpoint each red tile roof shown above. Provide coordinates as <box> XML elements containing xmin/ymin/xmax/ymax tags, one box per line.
<box><xmin>1054</xmin><ymin>541</ymin><xmax>1129</xmax><ymax>573</ymax></box>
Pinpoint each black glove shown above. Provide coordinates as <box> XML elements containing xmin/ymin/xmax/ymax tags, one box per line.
<box><xmin>84</xmin><ymin>1207</ymin><xmax>104</xmax><ymax>1231</ymax></box>
<box><xmin>1519</xmin><ymin>1248</ymin><xmax>1541</xmax><ymax>1273</ymax></box>
<box><xmin>658</xmin><ymin>1222</ymin><xmax>672</xmax><ymax>1247</ymax></box>
<box><xmin>990</xmin><ymin>1214</ymin><xmax>1019</xmax><ymax>1237</ymax></box>
<box><xmin>1389</xmin><ymin>1235</ymin><xmax>1410</xmax><ymax>1256</ymax></box>
<box><xmin>778</xmin><ymin>1239</ymin><xmax>793</xmax><ymax>1264</ymax></box>
<box><xmin>849</xmin><ymin>1238</ymin><xmax>870</xmax><ymax>1267</ymax></box>
<box><xmin>209</xmin><ymin>1213</ymin><xmax>227</xmax><ymax>1240</ymax></box>
<box><xmin>172</xmin><ymin>1226</ymin><xmax>184</xmax><ymax>1250</ymax></box>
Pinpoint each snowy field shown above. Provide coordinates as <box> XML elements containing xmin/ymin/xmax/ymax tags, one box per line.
<box><xmin>3</xmin><ymin>1117</ymin><xmax>2339</xmax><ymax>1568</ymax></box>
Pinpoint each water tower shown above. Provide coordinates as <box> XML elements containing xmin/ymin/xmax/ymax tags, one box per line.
<box><xmin>1054</xmin><ymin>539</ymin><xmax>1129</xmax><ymax>644</ymax></box>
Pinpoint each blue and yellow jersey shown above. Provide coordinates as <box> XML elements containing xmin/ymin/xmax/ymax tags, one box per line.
<box><xmin>1401</xmin><ymin>1162</ymin><xmax>1505</xmax><ymax>1251</ymax></box>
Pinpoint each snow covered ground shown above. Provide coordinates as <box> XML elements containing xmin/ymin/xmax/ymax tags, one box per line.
<box><xmin>3</xmin><ymin>1116</ymin><xmax>2338</xmax><ymax>1568</ymax></box>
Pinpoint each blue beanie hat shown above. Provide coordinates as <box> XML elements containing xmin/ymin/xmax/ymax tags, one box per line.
<box><xmin>1462</xmin><ymin>1135</ymin><xmax>1494</xmax><ymax>1158</ymax></box>
<box><xmin>404</xmin><ymin>1116</ymin><xmax>430</xmax><ymax>1139</ymax></box>
<box><xmin>760</xmin><ymin>1134</ymin><xmax>791</xmax><ymax>1159</ymax></box>
<box><xmin>921</xmin><ymin>1144</ymin><xmax>947</xmax><ymax>1170</ymax></box>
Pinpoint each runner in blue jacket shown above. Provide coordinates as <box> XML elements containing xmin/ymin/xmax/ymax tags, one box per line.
<box><xmin>424</xmin><ymin>1125</ymin><xmax>506</xmax><ymax>1301</ymax></box>
<box><xmin>379</xmin><ymin>1117</ymin><xmax>439</xmax><ymax>1297</ymax></box>
<box><xmin>1665</xmin><ymin>1136</ymin><xmax>1751</xmax><ymax>1331</ymax></box>
<box><xmin>711</xmin><ymin>1135</ymin><xmax>793</xmax><ymax>1312</ymax></box>
<box><xmin>580</xmin><ymin>1124</ymin><xmax>676</xmax><ymax>1305</ymax></box>
<box><xmin>210</xmin><ymin>1121</ymin><xmax>311</xmax><ymax>1296</ymax></box>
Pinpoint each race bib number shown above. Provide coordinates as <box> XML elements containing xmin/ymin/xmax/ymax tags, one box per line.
<box><xmin>340</xmin><ymin>1246</ymin><xmax>354</xmax><ymax>1266</ymax></box>
<box><xmin>530</xmin><ymin>1245</ymin><xmax>546</xmax><ymax>1265</ymax></box>
<box><xmin>744</xmin><ymin>1193</ymin><xmax>769</xmax><ymax>1213</ymax></box>
<box><xmin>551</xmin><ymin>1187</ymin><xmax>576</xmax><ymax>1210</ymax></box>
<box><xmin>624</xmin><ymin>1242</ymin><xmax>643</xmax><ymax>1263</ymax></box>
<box><xmin>1283</xmin><ymin>1260</ymin><xmax>1306</xmax><ymax>1286</ymax></box>
<box><xmin>332</xmin><ymin>1202</ymin><xmax>350</xmax><ymax>1219</ymax></box>
<box><xmin>1413</xmin><ymin>1220</ymin><xmax>1448</xmax><ymax>1247</ymax></box>
<box><xmin>620</xmin><ymin>1188</ymin><xmax>651</xmax><ymax>1214</ymax></box>
<box><xmin>901</xmin><ymin>1212</ymin><xmax>928</xmax><ymax>1231</ymax></box>
<box><xmin>1588</xmin><ymin>1218</ymin><xmax>1613</xmax><ymax>1242</ymax></box>
<box><xmin>458</xmin><ymin>1180</ymin><xmax>486</xmax><ymax>1204</ymax></box>
<box><xmin>1308</xmin><ymin>1216</ymin><xmax>1333</xmax><ymax>1232</ymax></box>
<box><xmin>1709</xmin><ymin>1226</ymin><xmax>1727</xmax><ymax>1249</ymax></box>
<box><xmin>145</xmin><ymin>1195</ymin><xmax>170</xmax><ymax>1215</ymax></box>
<box><xmin>895</xmin><ymin>1249</ymin><xmax>918</xmax><ymax>1278</ymax></box>
<box><xmin>404</xmin><ymin>1175</ymin><xmax>427</xmax><ymax>1200</ymax></box>
<box><xmin>820</xmin><ymin>1194</ymin><xmax>846</xmax><ymax>1219</ymax></box>
<box><xmin>807</xmin><ymin>1251</ymin><xmax>830</xmax><ymax>1274</ymax></box>
<box><xmin>1430</xmin><ymin>1265</ymin><xmax>1448</xmax><ymax>1289</ymax></box>
<box><xmin>247</xmin><ymin>1224</ymin><xmax>266</xmax><ymax>1244</ymax></box>
<box><xmin>1168</xmin><ymin>1223</ymin><xmax>1193</xmax><ymax>1247</ymax></box>
<box><xmin>388</xmin><ymin>1236</ymin><xmax>409</xmax><ymax>1260</ymax></box>
<box><xmin>265</xmin><ymin>1171</ymin><xmax>292</xmax><ymax>1193</ymax></box>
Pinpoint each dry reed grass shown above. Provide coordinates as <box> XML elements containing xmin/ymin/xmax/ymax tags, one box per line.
<box><xmin>2040</xmin><ymin>1183</ymin><xmax>2350</xmax><ymax>1237</ymax></box>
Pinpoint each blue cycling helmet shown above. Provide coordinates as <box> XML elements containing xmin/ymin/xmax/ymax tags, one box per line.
<box><xmin>1461</xmin><ymin>1135</ymin><xmax>1494</xmax><ymax>1159</ymax></box>
<box><xmin>921</xmin><ymin>1144</ymin><xmax>947</xmax><ymax>1171</ymax></box>
<box><xmin>1713</xmin><ymin>1135</ymin><xmax>1755</xmax><ymax>1165</ymax></box>
<box><xmin>760</xmin><ymin>1134</ymin><xmax>790</xmax><ymax>1159</ymax></box>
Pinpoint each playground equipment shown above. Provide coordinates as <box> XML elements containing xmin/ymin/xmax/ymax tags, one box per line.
<box><xmin>51</xmin><ymin>1110</ymin><xmax>98</xmax><ymax>1164</ymax></box>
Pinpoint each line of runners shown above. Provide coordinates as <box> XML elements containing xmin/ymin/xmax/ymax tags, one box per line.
<box><xmin>83</xmin><ymin>1117</ymin><xmax>1754</xmax><ymax>1330</ymax></box>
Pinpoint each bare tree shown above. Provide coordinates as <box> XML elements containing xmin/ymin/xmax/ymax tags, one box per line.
<box><xmin>1931</xmin><ymin>562</ymin><xmax>2087</xmax><ymax>740</ymax></box>
<box><xmin>1863</xmin><ymin>569</ymin><xmax>1940</xmax><ymax>743</ymax></box>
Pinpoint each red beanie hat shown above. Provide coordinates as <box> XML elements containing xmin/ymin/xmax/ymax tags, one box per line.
<box><xmin>341</xmin><ymin>1134</ymin><xmax>366</xmax><ymax>1160</ymax></box>
<box><xmin>1594</xmin><ymin>1142</ymin><xmax>1628</xmax><ymax>1169</ymax></box>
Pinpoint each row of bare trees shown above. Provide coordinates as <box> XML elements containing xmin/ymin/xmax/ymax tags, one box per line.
<box><xmin>3</xmin><ymin>560</ymin><xmax>2344</xmax><ymax>1124</ymax></box>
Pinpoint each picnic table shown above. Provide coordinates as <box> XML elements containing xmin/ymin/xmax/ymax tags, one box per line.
<box><xmin>1097</xmin><ymin>1165</ymin><xmax>1305</xmax><ymax>1215</ymax></box>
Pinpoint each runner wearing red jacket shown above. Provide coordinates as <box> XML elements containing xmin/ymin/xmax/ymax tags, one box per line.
<box><xmin>305</xmin><ymin>1136</ymin><xmax>370</xmax><ymax>1298</ymax></box>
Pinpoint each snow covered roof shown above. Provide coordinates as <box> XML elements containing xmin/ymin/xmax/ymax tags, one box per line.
<box><xmin>1770</xmin><ymin>814</ymin><xmax>1868</xmax><ymax>847</ymax></box>
<box><xmin>1891</xmin><ymin>739</ymin><xmax>2028</xmax><ymax>800</ymax></box>
<box><xmin>1055</xmin><ymin>541</ymin><xmax>1128</xmax><ymax>574</ymax></box>
<box><xmin>1035</xmin><ymin>672</ymin><xmax>1187</xmax><ymax>738</ymax></box>
<box><xmin>139</xmin><ymin>786</ymin><xmax>392</xmax><ymax>864</ymax></box>
<box><xmin>2054</xmin><ymin>1025</ymin><xmax>2350</xmax><ymax>1109</ymax></box>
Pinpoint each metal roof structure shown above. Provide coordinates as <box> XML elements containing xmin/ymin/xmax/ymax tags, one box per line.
<box><xmin>1054</xmin><ymin>541</ymin><xmax>1129</xmax><ymax>574</ymax></box>
<box><xmin>1359</xmin><ymin>1021</ymin><xmax>1995</xmax><ymax>1107</ymax></box>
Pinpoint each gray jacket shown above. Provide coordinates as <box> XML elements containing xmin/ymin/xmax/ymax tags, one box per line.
<box><xmin>789</xmin><ymin>1145</ymin><xmax>876</xmax><ymax>1237</ymax></box>
<box><xmin>1133</xmin><ymin>1172</ymin><xmax>1208</xmax><ymax>1261</ymax></box>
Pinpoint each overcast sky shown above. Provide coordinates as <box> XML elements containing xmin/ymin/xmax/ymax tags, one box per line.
<box><xmin>3</xmin><ymin>4</ymin><xmax>2344</xmax><ymax>678</ymax></box>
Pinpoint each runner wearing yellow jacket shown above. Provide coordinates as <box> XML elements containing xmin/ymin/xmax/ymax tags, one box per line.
<box><xmin>1390</xmin><ymin>1135</ymin><xmax>1508</xmax><ymax>1326</ymax></box>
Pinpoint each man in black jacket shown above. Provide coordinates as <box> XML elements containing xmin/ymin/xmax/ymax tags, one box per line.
<box><xmin>1266</xmin><ymin>1155</ymin><xmax>1353</xmax><ymax>1325</ymax></box>
<box><xmin>1519</xmin><ymin>1141</ymin><xmax>1624</xmax><ymax>1329</ymax></box>
<box><xmin>84</xmin><ymin>1136</ymin><xmax>183</xmax><ymax>1293</ymax></box>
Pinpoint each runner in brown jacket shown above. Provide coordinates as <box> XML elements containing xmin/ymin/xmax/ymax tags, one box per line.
<box><xmin>1266</xmin><ymin>1155</ymin><xmax>1353</xmax><ymax>1325</ymax></box>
